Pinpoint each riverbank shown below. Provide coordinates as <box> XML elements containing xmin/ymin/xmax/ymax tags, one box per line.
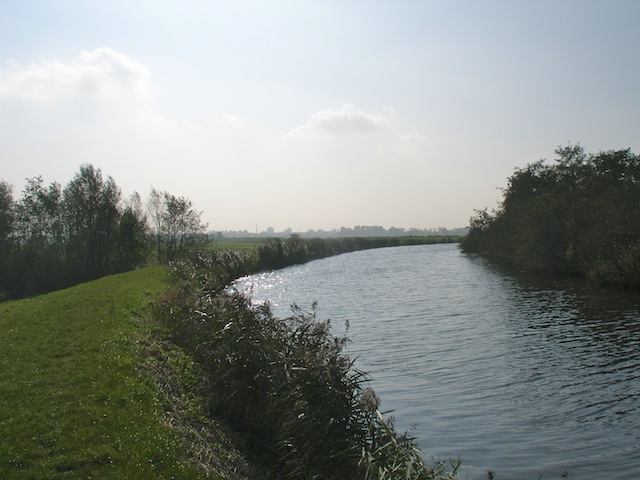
<box><xmin>1</xmin><ymin>238</ymin><xmax>461</xmax><ymax>479</ymax></box>
<box><xmin>0</xmin><ymin>267</ymin><xmax>206</xmax><ymax>479</ymax></box>
<box><xmin>154</xmin><ymin>238</ymin><xmax>462</xmax><ymax>478</ymax></box>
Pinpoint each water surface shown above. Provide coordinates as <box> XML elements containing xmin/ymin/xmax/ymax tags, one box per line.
<box><xmin>233</xmin><ymin>243</ymin><xmax>640</xmax><ymax>479</ymax></box>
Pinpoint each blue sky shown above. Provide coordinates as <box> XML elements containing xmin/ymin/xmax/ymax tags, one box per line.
<box><xmin>1</xmin><ymin>0</ymin><xmax>638</xmax><ymax>231</ymax></box>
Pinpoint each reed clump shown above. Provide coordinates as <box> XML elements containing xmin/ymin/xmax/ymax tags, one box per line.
<box><xmin>153</xmin><ymin>247</ymin><xmax>460</xmax><ymax>479</ymax></box>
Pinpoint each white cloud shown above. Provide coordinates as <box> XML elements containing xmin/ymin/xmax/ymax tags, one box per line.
<box><xmin>0</xmin><ymin>48</ymin><xmax>210</xmax><ymax>200</ymax></box>
<box><xmin>0</xmin><ymin>47</ymin><xmax>150</xmax><ymax>107</ymax></box>
<box><xmin>218</xmin><ymin>113</ymin><xmax>246</xmax><ymax>128</ymax></box>
<box><xmin>284</xmin><ymin>104</ymin><xmax>390</xmax><ymax>140</ymax></box>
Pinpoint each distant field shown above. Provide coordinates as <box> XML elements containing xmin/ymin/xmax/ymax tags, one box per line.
<box><xmin>210</xmin><ymin>236</ymin><xmax>462</xmax><ymax>251</ymax></box>
<box><xmin>0</xmin><ymin>267</ymin><xmax>201</xmax><ymax>479</ymax></box>
<box><xmin>210</xmin><ymin>238</ymin><xmax>263</xmax><ymax>250</ymax></box>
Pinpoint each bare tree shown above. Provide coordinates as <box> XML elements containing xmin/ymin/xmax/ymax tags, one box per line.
<box><xmin>147</xmin><ymin>188</ymin><xmax>208</xmax><ymax>262</ymax></box>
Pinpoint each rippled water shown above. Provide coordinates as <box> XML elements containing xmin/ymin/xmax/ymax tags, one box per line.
<box><xmin>233</xmin><ymin>243</ymin><xmax>640</xmax><ymax>479</ymax></box>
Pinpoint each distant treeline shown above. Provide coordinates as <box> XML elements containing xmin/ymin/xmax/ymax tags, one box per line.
<box><xmin>460</xmin><ymin>145</ymin><xmax>640</xmax><ymax>289</ymax></box>
<box><xmin>0</xmin><ymin>164</ymin><xmax>207</xmax><ymax>300</ymax></box>
<box><xmin>215</xmin><ymin>225</ymin><xmax>467</xmax><ymax>239</ymax></box>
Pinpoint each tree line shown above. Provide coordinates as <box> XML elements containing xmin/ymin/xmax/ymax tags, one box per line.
<box><xmin>217</xmin><ymin>225</ymin><xmax>467</xmax><ymax>239</ymax></box>
<box><xmin>0</xmin><ymin>164</ymin><xmax>207</xmax><ymax>300</ymax></box>
<box><xmin>460</xmin><ymin>145</ymin><xmax>640</xmax><ymax>289</ymax></box>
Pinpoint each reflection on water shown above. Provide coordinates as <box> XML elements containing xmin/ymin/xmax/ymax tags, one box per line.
<box><xmin>233</xmin><ymin>243</ymin><xmax>640</xmax><ymax>480</ymax></box>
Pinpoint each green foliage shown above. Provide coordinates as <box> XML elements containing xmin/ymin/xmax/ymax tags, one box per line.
<box><xmin>0</xmin><ymin>166</ymin><xmax>206</xmax><ymax>300</ymax></box>
<box><xmin>256</xmin><ymin>237</ymin><xmax>307</xmax><ymax>269</ymax></box>
<box><xmin>253</xmin><ymin>235</ymin><xmax>458</xmax><ymax>272</ymax></box>
<box><xmin>153</xmin><ymin>241</ymin><xmax>460</xmax><ymax>479</ymax></box>
<box><xmin>10</xmin><ymin>176</ymin><xmax>66</xmax><ymax>295</ymax></box>
<box><xmin>461</xmin><ymin>145</ymin><xmax>640</xmax><ymax>288</ymax></box>
<box><xmin>113</xmin><ymin>193</ymin><xmax>152</xmax><ymax>272</ymax></box>
<box><xmin>0</xmin><ymin>180</ymin><xmax>15</xmax><ymax>299</ymax></box>
<box><xmin>358</xmin><ymin>417</ymin><xmax>460</xmax><ymax>480</ymax></box>
<box><xmin>63</xmin><ymin>164</ymin><xmax>122</xmax><ymax>283</ymax></box>
<box><xmin>1</xmin><ymin>166</ymin><xmax>127</xmax><ymax>297</ymax></box>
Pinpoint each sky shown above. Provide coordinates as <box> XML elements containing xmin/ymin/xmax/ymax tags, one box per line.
<box><xmin>1</xmin><ymin>0</ymin><xmax>638</xmax><ymax>233</ymax></box>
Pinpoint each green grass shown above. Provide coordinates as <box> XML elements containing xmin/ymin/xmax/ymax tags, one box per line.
<box><xmin>0</xmin><ymin>266</ymin><xmax>202</xmax><ymax>479</ymax></box>
<box><xmin>209</xmin><ymin>238</ymin><xmax>263</xmax><ymax>250</ymax></box>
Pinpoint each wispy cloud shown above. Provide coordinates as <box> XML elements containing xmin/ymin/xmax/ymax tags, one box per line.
<box><xmin>284</xmin><ymin>104</ymin><xmax>390</xmax><ymax>140</ymax></box>
<box><xmin>400</xmin><ymin>132</ymin><xmax>428</xmax><ymax>144</ymax></box>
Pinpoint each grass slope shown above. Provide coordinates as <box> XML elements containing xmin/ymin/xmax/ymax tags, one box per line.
<box><xmin>0</xmin><ymin>266</ymin><xmax>202</xmax><ymax>479</ymax></box>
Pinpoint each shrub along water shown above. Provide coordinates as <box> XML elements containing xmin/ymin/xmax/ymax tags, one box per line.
<box><xmin>461</xmin><ymin>145</ymin><xmax>640</xmax><ymax>289</ymax></box>
<box><xmin>254</xmin><ymin>235</ymin><xmax>459</xmax><ymax>271</ymax></box>
<box><xmin>153</xmin><ymin>240</ymin><xmax>460</xmax><ymax>479</ymax></box>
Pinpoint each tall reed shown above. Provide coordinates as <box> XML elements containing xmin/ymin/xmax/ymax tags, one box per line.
<box><xmin>153</xmin><ymin>245</ymin><xmax>460</xmax><ymax>478</ymax></box>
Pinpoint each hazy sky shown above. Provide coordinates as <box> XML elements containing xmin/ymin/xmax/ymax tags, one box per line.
<box><xmin>1</xmin><ymin>1</ymin><xmax>638</xmax><ymax>232</ymax></box>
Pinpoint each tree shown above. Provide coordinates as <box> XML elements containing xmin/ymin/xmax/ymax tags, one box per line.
<box><xmin>461</xmin><ymin>145</ymin><xmax>640</xmax><ymax>288</ymax></box>
<box><xmin>147</xmin><ymin>188</ymin><xmax>208</xmax><ymax>263</ymax></box>
<box><xmin>0</xmin><ymin>165</ymin><xmax>211</xmax><ymax>300</ymax></box>
<box><xmin>12</xmin><ymin>177</ymin><xmax>65</xmax><ymax>294</ymax></box>
<box><xmin>163</xmin><ymin>193</ymin><xmax>207</xmax><ymax>261</ymax></box>
<box><xmin>113</xmin><ymin>192</ymin><xmax>151</xmax><ymax>272</ymax></box>
<box><xmin>0</xmin><ymin>181</ymin><xmax>15</xmax><ymax>299</ymax></box>
<box><xmin>147</xmin><ymin>187</ymin><xmax>165</xmax><ymax>263</ymax></box>
<box><xmin>459</xmin><ymin>208</ymin><xmax>493</xmax><ymax>254</ymax></box>
<box><xmin>63</xmin><ymin>164</ymin><xmax>121</xmax><ymax>283</ymax></box>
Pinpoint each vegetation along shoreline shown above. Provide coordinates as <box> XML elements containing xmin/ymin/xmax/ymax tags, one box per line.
<box><xmin>460</xmin><ymin>145</ymin><xmax>640</xmax><ymax>291</ymax></box>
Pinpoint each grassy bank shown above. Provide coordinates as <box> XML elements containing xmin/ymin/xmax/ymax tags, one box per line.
<box><xmin>0</xmin><ymin>266</ymin><xmax>206</xmax><ymax>479</ymax></box>
<box><xmin>1</xmin><ymin>239</ymin><xmax>461</xmax><ymax>479</ymax></box>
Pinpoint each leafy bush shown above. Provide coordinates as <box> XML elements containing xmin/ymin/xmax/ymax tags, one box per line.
<box><xmin>461</xmin><ymin>145</ymin><xmax>640</xmax><ymax>289</ymax></box>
